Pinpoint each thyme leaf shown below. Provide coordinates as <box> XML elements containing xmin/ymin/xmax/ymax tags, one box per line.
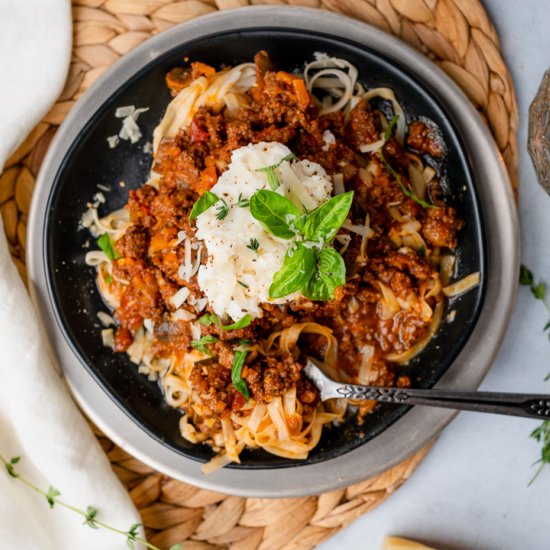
<box><xmin>0</xmin><ymin>452</ymin><xmax>176</xmax><ymax>549</ymax></box>
<box><xmin>215</xmin><ymin>197</ymin><xmax>229</xmax><ymax>220</ymax></box>
<box><xmin>519</xmin><ymin>264</ymin><xmax>550</xmax><ymax>484</ymax></box>
<box><xmin>381</xmin><ymin>114</ymin><xmax>438</xmax><ymax>210</ymax></box>
<box><xmin>247</xmin><ymin>238</ymin><xmax>260</xmax><ymax>253</ymax></box>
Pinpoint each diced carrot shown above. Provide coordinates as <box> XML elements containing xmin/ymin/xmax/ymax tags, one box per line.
<box><xmin>291</xmin><ymin>78</ymin><xmax>310</xmax><ymax>108</ymax></box>
<box><xmin>276</xmin><ymin>71</ymin><xmax>310</xmax><ymax>108</ymax></box>
<box><xmin>191</xmin><ymin>61</ymin><xmax>216</xmax><ymax>79</ymax></box>
<box><xmin>199</xmin><ymin>158</ymin><xmax>218</xmax><ymax>191</ymax></box>
<box><xmin>165</xmin><ymin>67</ymin><xmax>192</xmax><ymax>94</ymax></box>
<box><xmin>149</xmin><ymin>234</ymin><xmax>170</xmax><ymax>254</ymax></box>
<box><xmin>276</xmin><ymin>71</ymin><xmax>294</xmax><ymax>85</ymax></box>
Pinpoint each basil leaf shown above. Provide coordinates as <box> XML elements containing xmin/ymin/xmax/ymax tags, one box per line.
<box><xmin>97</xmin><ymin>233</ymin><xmax>120</xmax><ymax>261</ymax></box>
<box><xmin>191</xmin><ymin>335</ymin><xmax>219</xmax><ymax>355</ymax></box>
<box><xmin>302</xmin><ymin>191</ymin><xmax>354</xmax><ymax>242</ymax></box>
<box><xmin>197</xmin><ymin>312</ymin><xmax>251</xmax><ymax>330</ymax></box>
<box><xmin>222</xmin><ymin>314</ymin><xmax>251</xmax><ymax>330</ymax></box>
<box><xmin>304</xmin><ymin>248</ymin><xmax>346</xmax><ymax>301</ymax></box>
<box><xmin>189</xmin><ymin>191</ymin><xmax>220</xmax><ymax>220</ymax></box>
<box><xmin>269</xmin><ymin>243</ymin><xmax>316</xmax><ymax>299</ymax></box>
<box><xmin>249</xmin><ymin>190</ymin><xmax>302</xmax><ymax>239</ymax></box>
<box><xmin>197</xmin><ymin>313</ymin><xmax>218</xmax><ymax>326</ymax></box>
<box><xmin>232</xmin><ymin>349</ymin><xmax>250</xmax><ymax>400</ymax></box>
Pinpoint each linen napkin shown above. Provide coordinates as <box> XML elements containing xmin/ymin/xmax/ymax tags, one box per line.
<box><xmin>0</xmin><ymin>1</ymin><xmax>142</xmax><ymax>548</ymax></box>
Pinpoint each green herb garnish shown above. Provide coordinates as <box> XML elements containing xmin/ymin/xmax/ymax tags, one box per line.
<box><xmin>381</xmin><ymin>114</ymin><xmax>438</xmax><ymax>210</ymax></box>
<box><xmin>189</xmin><ymin>190</ymin><xmax>220</xmax><ymax>220</ymax></box>
<box><xmin>249</xmin><ymin>190</ymin><xmax>302</xmax><ymax>239</ymax></box>
<box><xmin>303</xmin><ymin>247</ymin><xmax>346</xmax><ymax>301</ymax></box>
<box><xmin>237</xmin><ymin>193</ymin><xmax>250</xmax><ymax>207</ymax></box>
<box><xmin>256</xmin><ymin>153</ymin><xmax>297</xmax><ymax>190</ymax></box>
<box><xmin>215</xmin><ymin>197</ymin><xmax>229</xmax><ymax>220</ymax></box>
<box><xmin>302</xmin><ymin>192</ymin><xmax>354</xmax><ymax>242</ymax></box>
<box><xmin>249</xmin><ymin>184</ymin><xmax>353</xmax><ymax>301</ymax></box>
<box><xmin>269</xmin><ymin>243</ymin><xmax>316</xmax><ymax>299</ymax></box>
<box><xmin>231</xmin><ymin>339</ymin><xmax>251</xmax><ymax>400</ymax></box>
<box><xmin>97</xmin><ymin>234</ymin><xmax>120</xmax><ymax>262</ymax></box>
<box><xmin>247</xmin><ymin>238</ymin><xmax>260</xmax><ymax>253</ymax></box>
<box><xmin>237</xmin><ymin>280</ymin><xmax>249</xmax><ymax>288</ymax></box>
<box><xmin>0</xmin><ymin>453</ymin><xmax>182</xmax><ymax>550</ymax></box>
<box><xmin>418</xmin><ymin>245</ymin><xmax>426</xmax><ymax>257</ymax></box>
<box><xmin>519</xmin><ymin>264</ymin><xmax>550</xmax><ymax>484</ymax></box>
<box><xmin>197</xmin><ymin>312</ymin><xmax>218</xmax><ymax>326</ymax></box>
<box><xmin>197</xmin><ymin>313</ymin><xmax>252</xmax><ymax>331</ymax></box>
<box><xmin>191</xmin><ymin>335</ymin><xmax>219</xmax><ymax>355</ymax></box>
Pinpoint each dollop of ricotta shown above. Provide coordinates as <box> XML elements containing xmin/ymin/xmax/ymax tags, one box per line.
<box><xmin>194</xmin><ymin>142</ymin><xmax>332</xmax><ymax>321</ymax></box>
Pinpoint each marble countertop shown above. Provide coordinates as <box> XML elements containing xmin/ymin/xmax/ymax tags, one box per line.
<box><xmin>321</xmin><ymin>1</ymin><xmax>550</xmax><ymax>548</ymax></box>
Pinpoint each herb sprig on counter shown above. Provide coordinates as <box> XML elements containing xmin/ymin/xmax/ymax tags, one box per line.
<box><xmin>0</xmin><ymin>453</ymin><xmax>181</xmax><ymax>550</ymax></box>
<box><xmin>519</xmin><ymin>264</ymin><xmax>550</xmax><ymax>484</ymax></box>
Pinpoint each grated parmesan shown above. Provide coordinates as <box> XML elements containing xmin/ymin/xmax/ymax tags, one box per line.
<box><xmin>97</xmin><ymin>311</ymin><xmax>115</xmax><ymax>327</ymax></box>
<box><xmin>322</xmin><ymin>130</ymin><xmax>336</xmax><ymax>151</ymax></box>
<box><xmin>194</xmin><ymin>142</ymin><xmax>332</xmax><ymax>321</ymax></box>
<box><xmin>107</xmin><ymin>105</ymin><xmax>149</xmax><ymax>148</ymax></box>
<box><xmin>169</xmin><ymin>287</ymin><xmax>190</xmax><ymax>309</ymax></box>
<box><xmin>172</xmin><ymin>309</ymin><xmax>196</xmax><ymax>322</ymax></box>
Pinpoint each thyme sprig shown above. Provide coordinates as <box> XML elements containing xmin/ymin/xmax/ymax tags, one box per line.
<box><xmin>380</xmin><ymin>114</ymin><xmax>438</xmax><ymax>209</ymax></box>
<box><xmin>519</xmin><ymin>264</ymin><xmax>550</xmax><ymax>484</ymax></box>
<box><xmin>0</xmin><ymin>453</ymin><xmax>181</xmax><ymax>550</ymax></box>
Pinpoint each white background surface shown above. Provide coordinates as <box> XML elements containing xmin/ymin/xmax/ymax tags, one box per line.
<box><xmin>320</xmin><ymin>1</ymin><xmax>550</xmax><ymax>549</ymax></box>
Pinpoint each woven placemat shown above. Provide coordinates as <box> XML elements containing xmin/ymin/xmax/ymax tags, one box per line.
<box><xmin>1</xmin><ymin>1</ymin><xmax>518</xmax><ymax>548</ymax></box>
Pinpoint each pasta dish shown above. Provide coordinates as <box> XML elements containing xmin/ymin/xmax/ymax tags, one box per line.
<box><xmin>83</xmin><ymin>51</ymin><xmax>479</xmax><ymax>471</ymax></box>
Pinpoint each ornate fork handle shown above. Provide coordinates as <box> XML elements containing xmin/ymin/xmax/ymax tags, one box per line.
<box><xmin>304</xmin><ymin>360</ymin><xmax>550</xmax><ymax>420</ymax></box>
<box><xmin>525</xmin><ymin>399</ymin><xmax>550</xmax><ymax>419</ymax></box>
<box><xmin>333</xmin><ymin>384</ymin><xmax>550</xmax><ymax>420</ymax></box>
<box><xmin>336</xmin><ymin>385</ymin><xmax>411</xmax><ymax>402</ymax></box>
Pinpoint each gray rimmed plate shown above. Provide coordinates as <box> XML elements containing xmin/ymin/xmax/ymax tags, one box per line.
<box><xmin>27</xmin><ymin>7</ymin><xmax>518</xmax><ymax>497</ymax></box>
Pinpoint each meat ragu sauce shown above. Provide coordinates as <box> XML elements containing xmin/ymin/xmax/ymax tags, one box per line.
<box><xmin>108</xmin><ymin>51</ymin><xmax>461</xmax><ymax>423</ymax></box>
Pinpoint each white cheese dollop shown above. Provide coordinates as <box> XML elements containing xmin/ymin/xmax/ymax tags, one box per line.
<box><xmin>194</xmin><ymin>142</ymin><xmax>333</xmax><ymax>321</ymax></box>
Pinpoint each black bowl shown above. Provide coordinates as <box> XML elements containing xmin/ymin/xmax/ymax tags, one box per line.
<box><xmin>43</xmin><ymin>27</ymin><xmax>484</xmax><ymax>469</ymax></box>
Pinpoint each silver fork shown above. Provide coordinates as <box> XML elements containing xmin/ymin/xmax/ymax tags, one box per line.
<box><xmin>304</xmin><ymin>359</ymin><xmax>550</xmax><ymax>420</ymax></box>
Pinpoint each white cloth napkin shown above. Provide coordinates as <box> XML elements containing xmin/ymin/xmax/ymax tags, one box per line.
<box><xmin>0</xmin><ymin>1</ymin><xmax>142</xmax><ymax>548</ymax></box>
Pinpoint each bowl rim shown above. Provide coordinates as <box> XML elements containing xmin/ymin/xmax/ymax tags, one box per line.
<box><xmin>27</xmin><ymin>6</ymin><xmax>519</xmax><ymax>497</ymax></box>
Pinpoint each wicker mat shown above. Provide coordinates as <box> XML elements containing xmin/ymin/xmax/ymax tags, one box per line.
<box><xmin>1</xmin><ymin>1</ymin><xmax>518</xmax><ymax>548</ymax></box>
